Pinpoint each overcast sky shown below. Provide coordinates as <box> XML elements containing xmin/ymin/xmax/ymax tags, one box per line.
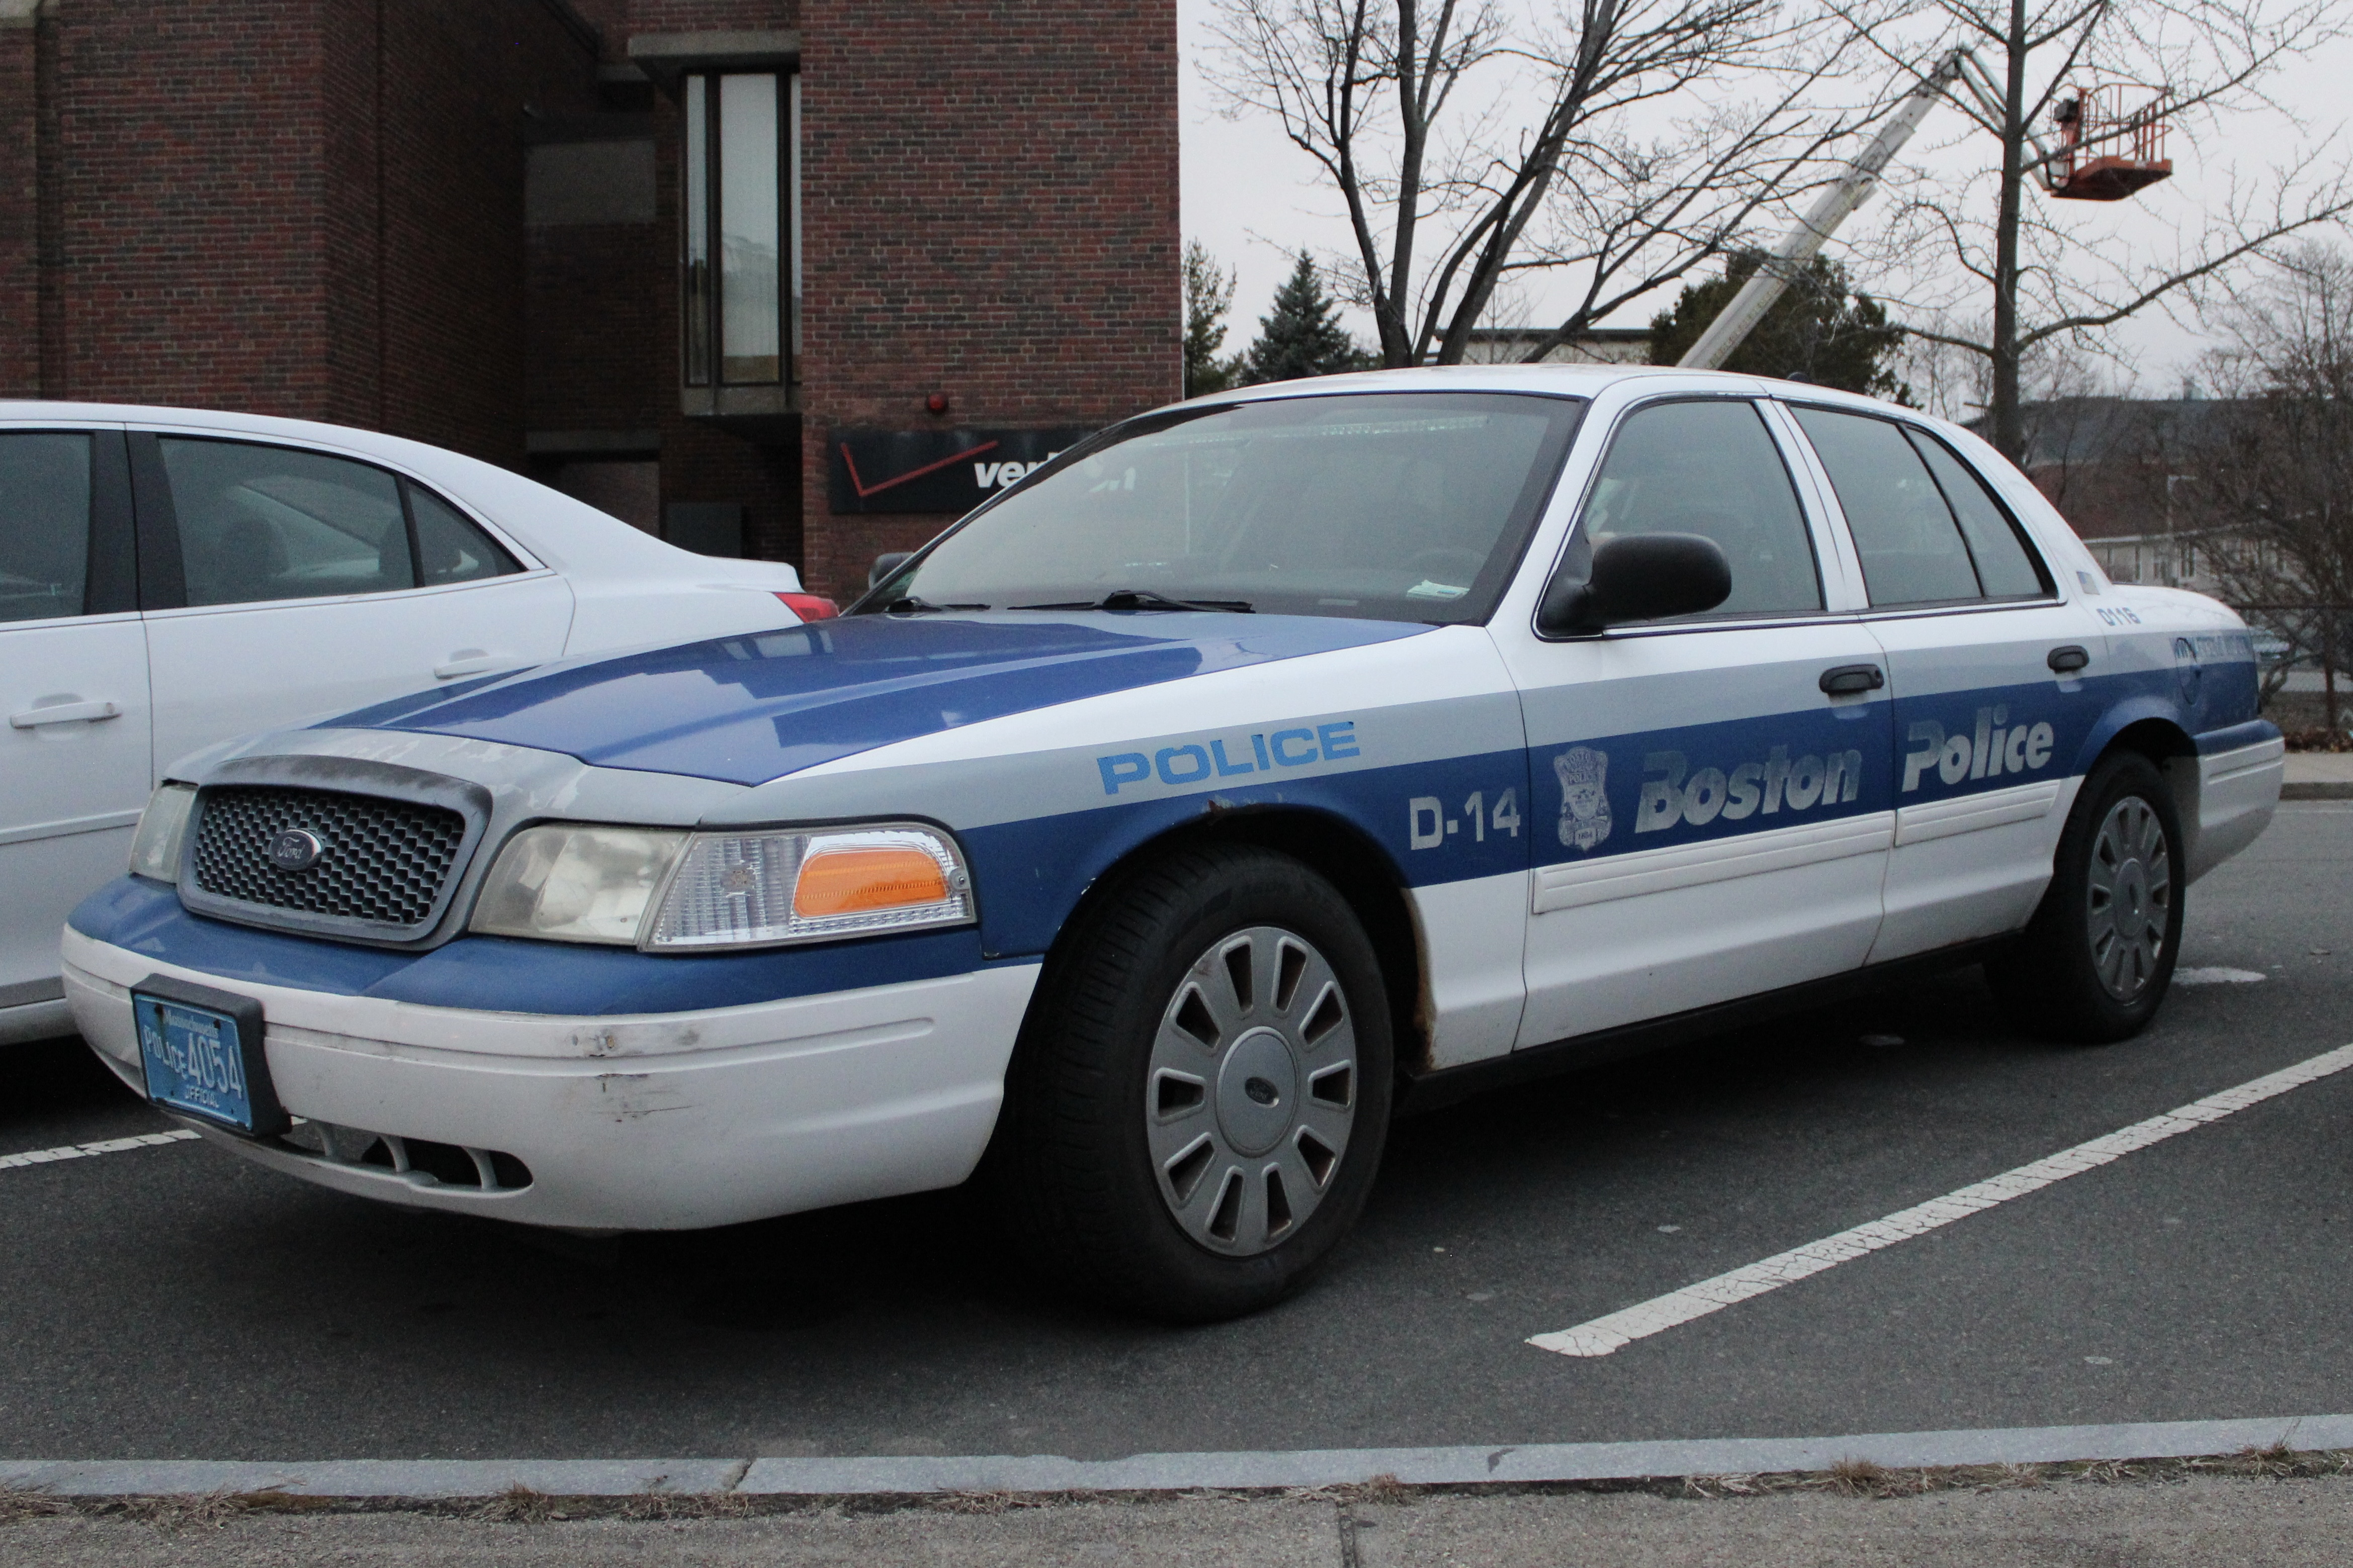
<box><xmin>1177</xmin><ymin>0</ymin><xmax>2353</xmax><ymax>399</ymax></box>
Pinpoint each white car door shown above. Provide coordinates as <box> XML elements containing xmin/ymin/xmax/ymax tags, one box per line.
<box><xmin>1781</xmin><ymin>403</ymin><xmax>2111</xmax><ymax>961</ymax></box>
<box><xmin>1498</xmin><ymin>393</ymin><xmax>1895</xmax><ymax>1047</ymax></box>
<box><xmin>0</xmin><ymin>426</ymin><xmax>152</xmax><ymax>1042</ymax></box>
<box><xmin>130</xmin><ymin>431</ymin><xmax>575</xmax><ymax>773</ymax></box>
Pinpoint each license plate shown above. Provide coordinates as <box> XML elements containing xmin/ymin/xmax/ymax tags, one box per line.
<box><xmin>134</xmin><ymin>988</ymin><xmax>266</xmax><ymax>1134</ymax></box>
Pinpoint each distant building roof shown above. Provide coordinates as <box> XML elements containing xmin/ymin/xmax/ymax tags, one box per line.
<box><xmin>1443</xmin><ymin>327</ymin><xmax>1652</xmax><ymax>366</ymax></box>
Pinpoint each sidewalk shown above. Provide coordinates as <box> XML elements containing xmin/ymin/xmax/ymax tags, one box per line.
<box><xmin>2282</xmin><ymin>751</ymin><xmax>2353</xmax><ymax>800</ymax></box>
<box><xmin>5</xmin><ymin>1474</ymin><xmax>2349</xmax><ymax>1566</ymax></box>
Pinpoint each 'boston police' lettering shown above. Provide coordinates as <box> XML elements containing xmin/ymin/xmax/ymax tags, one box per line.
<box><xmin>1636</xmin><ymin>745</ymin><xmax>1863</xmax><ymax>833</ymax></box>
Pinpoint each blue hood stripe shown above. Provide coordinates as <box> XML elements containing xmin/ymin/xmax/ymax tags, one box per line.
<box><xmin>333</xmin><ymin>612</ymin><xmax>1432</xmax><ymax>786</ymax></box>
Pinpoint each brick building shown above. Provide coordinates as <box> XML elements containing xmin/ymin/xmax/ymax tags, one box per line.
<box><xmin>0</xmin><ymin>0</ymin><xmax>1180</xmax><ymax>599</ymax></box>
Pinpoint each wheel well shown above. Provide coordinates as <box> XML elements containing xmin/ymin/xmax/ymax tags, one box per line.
<box><xmin>2098</xmin><ymin>717</ymin><xmax>2200</xmax><ymax>853</ymax></box>
<box><xmin>1054</xmin><ymin>807</ymin><xmax>1430</xmax><ymax>1078</ymax></box>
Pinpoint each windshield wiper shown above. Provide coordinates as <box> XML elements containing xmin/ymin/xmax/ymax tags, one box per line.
<box><xmin>1011</xmin><ymin>588</ymin><xmax>1253</xmax><ymax>613</ymax></box>
<box><xmin>876</xmin><ymin>595</ymin><xmax>991</xmax><ymax>614</ymax></box>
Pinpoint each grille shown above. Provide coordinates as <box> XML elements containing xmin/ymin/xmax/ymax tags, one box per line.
<box><xmin>190</xmin><ymin>785</ymin><xmax>468</xmax><ymax>930</ymax></box>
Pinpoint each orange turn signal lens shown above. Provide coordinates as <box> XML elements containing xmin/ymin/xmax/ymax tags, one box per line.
<box><xmin>792</xmin><ymin>846</ymin><xmax>950</xmax><ymax>917</ymax></box>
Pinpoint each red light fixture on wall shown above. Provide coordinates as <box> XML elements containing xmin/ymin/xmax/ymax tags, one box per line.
<box><xmin>926</xmin><ymin>393</ymin><xmax>950</xmax><ymax>415</ymax></box>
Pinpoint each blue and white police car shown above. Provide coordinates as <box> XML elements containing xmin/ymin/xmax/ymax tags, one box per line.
<box><xmin>62</xmin><ymin>366</ymin><xmax>2283</xmax><ymax>1320</ymax></box>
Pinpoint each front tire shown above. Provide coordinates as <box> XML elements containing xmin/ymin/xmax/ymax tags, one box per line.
<box><xmin>994</xmin><ymin>844</ymin><xmax>1393</xmax><ymax>1321</ymax></box>
<box><xmin>1987</xmin><ymin>750</ymin><xmax>2184</xmax><ymax>1043</ymax></box>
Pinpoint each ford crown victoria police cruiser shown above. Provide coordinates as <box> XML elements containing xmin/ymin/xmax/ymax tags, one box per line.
<box><xmin>61</xmin><ymin>366</ymin><xmax>2283</xmax><ymax>1321</ymax></box>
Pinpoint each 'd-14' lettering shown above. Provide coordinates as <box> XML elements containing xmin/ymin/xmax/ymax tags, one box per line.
<box><xmin>1407</xmin><ymin>788</ymin><xmax>1520</xmax><ymax>850</ymax></box>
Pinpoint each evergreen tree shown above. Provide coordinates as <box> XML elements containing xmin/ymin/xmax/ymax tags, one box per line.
<box><xmin>1183</xmin><ymin>240</ymin><xmax>1243</xmax><ymax>397</ymax></box>
<box><xmin>1242</xmin><ymin>252</ymin><xmax>1372</xmax><ymax>385</ymax></box>
<box><xmin>1648</xmin><ymin>254</ymin><xmax>1910</xmax><ymax>403</ymax></box>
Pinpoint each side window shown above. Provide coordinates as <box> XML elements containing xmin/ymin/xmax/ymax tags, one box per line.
<box><xmin>0</xmin><ymin>433</ymin><xmax>93</xmax><ymax>623</ymax></box>
<box><xmin>1908</xmin><ymin>432</ymin><xmax>2050</xmax><ymax>598</ymax></box>
<box><xmin>408</xmin><ymin>485</ymin><xmax>521</xmax><ymax>586</ymax></box>
<box><xmin>1791</xmin><ymin>407</ymin><xmax>1984</xmax><ymax>607</ymax></box>
<box><xmin>1576</xmin><ymin>399</ymin><xmax>1821</xmax><ymax>616</ymax></box>
<box><xmin>160</xmin><ymin>439</ymin><xmax>414</xmax><ymax>607</ymax></box>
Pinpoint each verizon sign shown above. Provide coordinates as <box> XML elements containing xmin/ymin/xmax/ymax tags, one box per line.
<box><xmin>828</xmin><ymin>427</ymin><xmax>1095</xmax><ymax>515</ymax></box>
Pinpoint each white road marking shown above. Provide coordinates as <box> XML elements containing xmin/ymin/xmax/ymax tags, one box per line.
<box><xmin>2174</xmin><ymin>967</ymin><xmax>2268</xmax><ymax>984</ymax></box>
<box><xmin>0</xmin><ymin>1128</ymin><xmax>200</xmax><ymax>1171</ymax></box>
<box><xmin>1529</xmin><ymin>1042</ymin><xmax>2353</xmax><ymax>1358</ymax></box>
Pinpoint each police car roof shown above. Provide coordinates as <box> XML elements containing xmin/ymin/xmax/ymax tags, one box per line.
<box><xmin>1177</xmin><ymin>362</ymin><xmax>1908</xmax><ymax>413</ymax></box>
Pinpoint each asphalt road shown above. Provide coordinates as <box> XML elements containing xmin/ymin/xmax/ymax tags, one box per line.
<box><xmin>4</xmin><ymin>804</ymin><xmax>2348</xmax><ymax>1463</ymax></box>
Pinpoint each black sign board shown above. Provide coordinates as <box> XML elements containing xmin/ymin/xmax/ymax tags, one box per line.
<box><xmin>828</xmin><ymin>427</ymin><xmax>1095</xmax><ymax>515</ymax></box>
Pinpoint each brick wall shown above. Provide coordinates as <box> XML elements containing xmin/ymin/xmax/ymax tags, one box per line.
<box><xmin>793</xmin><ymin>1</ymin><xmax>1179</xmax><ymax>599</ymax></box>
<box><xmin>6</xmin><ymin>1</ymin><xmax>596</xmax><ymax>464</ymax></box>
<box><xmin>0</xmin><ymin>11</ymin><xmax>36</xmax><ymax>397</ymax></box>
<box><xmin>2</xmin><ymin>0</ymin><xmax>1175</xmax><ymax>598</ymax></box>
<box><xmin>369</xmin><ymin>1</ymin><xmax>602</xmax><ymax>464</ymax></box>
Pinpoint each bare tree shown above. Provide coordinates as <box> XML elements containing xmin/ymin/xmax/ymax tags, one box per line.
<box><xmin>1203</xmin><ymin>0</ymin><xmax>1885</xmax><ymax>369</ymax></box>
<box><xmin>1848</xmin><ymin>0</ymin><xmax>2353</xmax><ymax>462</ymax></box>
<box><xmin>2174</xmin><ymin>243</ymin><xmax>2353</xmax><ymax>738</ymax></box>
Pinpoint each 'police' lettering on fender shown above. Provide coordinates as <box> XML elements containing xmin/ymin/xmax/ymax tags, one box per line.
<box><xmin>1903</xmin><ymin>705</ymin><xmax>2052</xmax><ymax>793</ymax></box>
<box><xmin>1096</xmin><ymin>720</ymin><xmax>1360</xmax><ymax>795</ymax></box>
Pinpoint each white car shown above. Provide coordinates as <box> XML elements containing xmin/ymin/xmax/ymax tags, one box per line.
<box><xmin>62</xmin><ymin>367</ymin><xmax>2282</xmax><ymax>1320</ymax></box>
<box><xmin>3</xmin><ymin>402</ymin><xmax>824</xmax><ymax>1045</ymax></box>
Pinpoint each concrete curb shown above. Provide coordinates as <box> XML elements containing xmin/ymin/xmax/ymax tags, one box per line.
<box><xmin>5</xmin><ymin>1415</ymin><xmax>2347</xmax><ymax>1499</ymax></box>
<box><xmin>2283</xmin><ymin>781</ymin><xmax>2353</xmax><ymax>800</ymax></box>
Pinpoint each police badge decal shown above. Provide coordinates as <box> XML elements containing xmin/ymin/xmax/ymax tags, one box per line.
<box><xmin>1555</xmin><ymin>747</ymin><xmax>1612</xmax><ymax>851</ymax></box>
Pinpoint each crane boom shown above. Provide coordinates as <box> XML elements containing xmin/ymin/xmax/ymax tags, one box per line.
<box><xmin>1678</xmin><ymin>50</ymin><xmax>1973</xmax><ymax>373</ymax></box>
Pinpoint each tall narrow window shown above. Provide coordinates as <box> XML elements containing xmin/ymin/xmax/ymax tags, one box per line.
<box><xmin>682</xmin><ymin>70</ymin><xmax>792</xmax><ymax>388</ymax></box>
<box><xmin>682</xmin><ymin>76</ymin><xmax>712</xmax><ymax>386</ymax></box>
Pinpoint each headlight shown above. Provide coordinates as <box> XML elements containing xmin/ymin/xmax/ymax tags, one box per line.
<box><xmin>128</xmin><ymin>784</ymin><xmax>197</xmax><ymax>882</ymax></box>
<box><xmin>644</xmin><ymin>825</ymin><xmax>974</xmax><ymax>951</ymax></box>
<box><xmin>469</xmin><ymin>824</ymin><xmax>690</xmax><ymax>945</ymax></box>
<box><xmin>467</xmin><ymin>820</ymin><xmax>974</xmax><ymax>952</ymax></box>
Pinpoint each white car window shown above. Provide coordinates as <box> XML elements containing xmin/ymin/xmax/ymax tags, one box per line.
<box><xmin>1576</xmin><ymin>399</ymin><xmax>1822</xmax><ymax>617</ymax></box>
<box><xmin>1910</xmin><ymin>432</ymin><xmax>2050</xmax><ymax>599</ymax></box>
<box><xmin>0</xmin><ymin>432</ymin><xmax>93</xmax><ymax>623</ymax></box>
<box><xmin>409</xmin><ymin>484</ymin><xmax>521</xmax><ymax>586</ymax></box>
<box><xmin>160</xmin><ymin>438</ymin><xmax>414</xmax><ymax>606</ymax></box>
<box><xmin>1792</xmin><ymin>407</ymin><xmax>1986</xmax><ymax>607</ymax></box>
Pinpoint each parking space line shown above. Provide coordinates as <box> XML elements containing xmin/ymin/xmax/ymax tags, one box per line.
<box><xmin>1530</xmin><ymin>1042</ymin><xmax>2353</xmax><ymax>1358</ymax></box>
<box><xmin>0</xmin><ymin>1128</ymin><xmax>200</xmax><ymax>1171</ymax></box>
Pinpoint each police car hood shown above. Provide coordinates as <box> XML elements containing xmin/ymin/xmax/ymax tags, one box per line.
<box><xmin>331</xmin><ymin>611</ymin><xmax>1432</xmax><ymax>786</ymax></box>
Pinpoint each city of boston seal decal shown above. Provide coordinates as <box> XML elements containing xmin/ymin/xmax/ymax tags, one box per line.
<box><xmin>1554</xmin><ymin>746</ymin><xmax>1611</xmax><ymax>852</ymax></box>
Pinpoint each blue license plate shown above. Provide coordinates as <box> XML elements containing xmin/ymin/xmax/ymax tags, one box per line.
<box><xmin>134</xmin><ymin>991</ymin><xmax>259</xmax><ymax>1133</ymax></box>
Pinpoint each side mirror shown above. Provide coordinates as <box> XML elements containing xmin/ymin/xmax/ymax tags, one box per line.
<box><xmin>869</xmin><ymin>551</ymin><xmax>915</xmax><ymax>589</ymax></box>
<box><xmin>1538</xmin><ymin>533</ymin><xmax>1732</xmax><ymax>636</ymax></box>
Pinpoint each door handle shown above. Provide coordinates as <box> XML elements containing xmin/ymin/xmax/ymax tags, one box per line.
<box><xmin>10</xmin><ymin>699</ymin><xmax>122</xmax><ymax>728</ymax></box>
<box><xmin>2047</xmin><ymin>644</ymin><xmax>2090</xmax><ymax>673</ymax></box>
<box><xmin>1818</xmin><ymin>664</ymin><xmax>1885</xmax><ymax>696</ymax></box>
<box><xmin>433</xmin><ymin>654</ymin><xmax>501</xmax><ymax>680</ymax></box>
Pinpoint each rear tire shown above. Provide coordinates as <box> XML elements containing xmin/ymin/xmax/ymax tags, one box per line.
<box><xmin>1986</xmin><ymin>750</ymin><xmax>2184</xmax><ymax>1043</ymax></box>
<box><xmin>993</xmin><ymin>843</ymin><xmax>1393</xmax><ymax>1322</ymax></box>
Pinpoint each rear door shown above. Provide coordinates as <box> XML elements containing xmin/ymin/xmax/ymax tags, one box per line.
<box><xmin>0</xmin><ymin>425</ymin><xmax>151</xmax><ymax>1023</ymax></box>
<box><xmin>1781</xmin><ymin>404</ymin><xmax>2109</xmax><ymax>961</ymax></box>
<box><xmin>1499</xmin><ymin>393</ymin><xmax>1895</xmax><ymax>1048</ymax></box>
<box><xmin>132</xmin><ymin>432</ymin><xmax>575</xmax><ymax>771</ymax></box>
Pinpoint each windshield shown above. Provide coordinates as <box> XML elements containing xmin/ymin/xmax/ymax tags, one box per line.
<box><xmin>859</xmin><ymin>391</ymin><xmax>1585</xmax><ymax>624</ymax></box>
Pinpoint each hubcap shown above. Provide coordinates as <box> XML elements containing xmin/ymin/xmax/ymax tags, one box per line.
<box><xmin>1145</xmin><ymin>926</ymin><xmax>1358</xmax><ymax>1256</ymax></box>
<box><xmin>2087</xmin><ymin>794</ymin><xmax>2172</xmax><ymax>1002</ymax></box>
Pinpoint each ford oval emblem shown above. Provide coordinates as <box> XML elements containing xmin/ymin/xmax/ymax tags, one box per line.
<box><xmin>268</xmin><ymin>828</ymin><xmax>325</xmax><ymax>873</ymax></box>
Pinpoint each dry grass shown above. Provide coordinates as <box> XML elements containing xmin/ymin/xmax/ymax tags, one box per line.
<box><xmin>474</xmin><ymin>1484</ymin><xmax>558</xmax><ymax>1524</ymax></box>
<box><xmin>0</xmin><ymin>1487</ymin><xmax>67</xmax><ymax>1526</ymax></box>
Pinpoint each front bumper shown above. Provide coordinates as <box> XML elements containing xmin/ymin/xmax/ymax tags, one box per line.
<box><xmin>62</xmin><ymin>925</ymin><xmax>1038</xmax><ymax>1231</ymax></box>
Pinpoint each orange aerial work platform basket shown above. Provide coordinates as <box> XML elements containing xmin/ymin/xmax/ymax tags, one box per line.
<box><xmin>2045</xmin><ymin>82</ymin><xmax>2173</xmax><ymax>201</ymax></box>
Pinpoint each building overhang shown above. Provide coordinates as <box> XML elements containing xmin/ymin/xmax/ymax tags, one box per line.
<box><xmin>627</xmin><ymin>30</ymin><xmax>801</xmax><ymax>96</ymax></box>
